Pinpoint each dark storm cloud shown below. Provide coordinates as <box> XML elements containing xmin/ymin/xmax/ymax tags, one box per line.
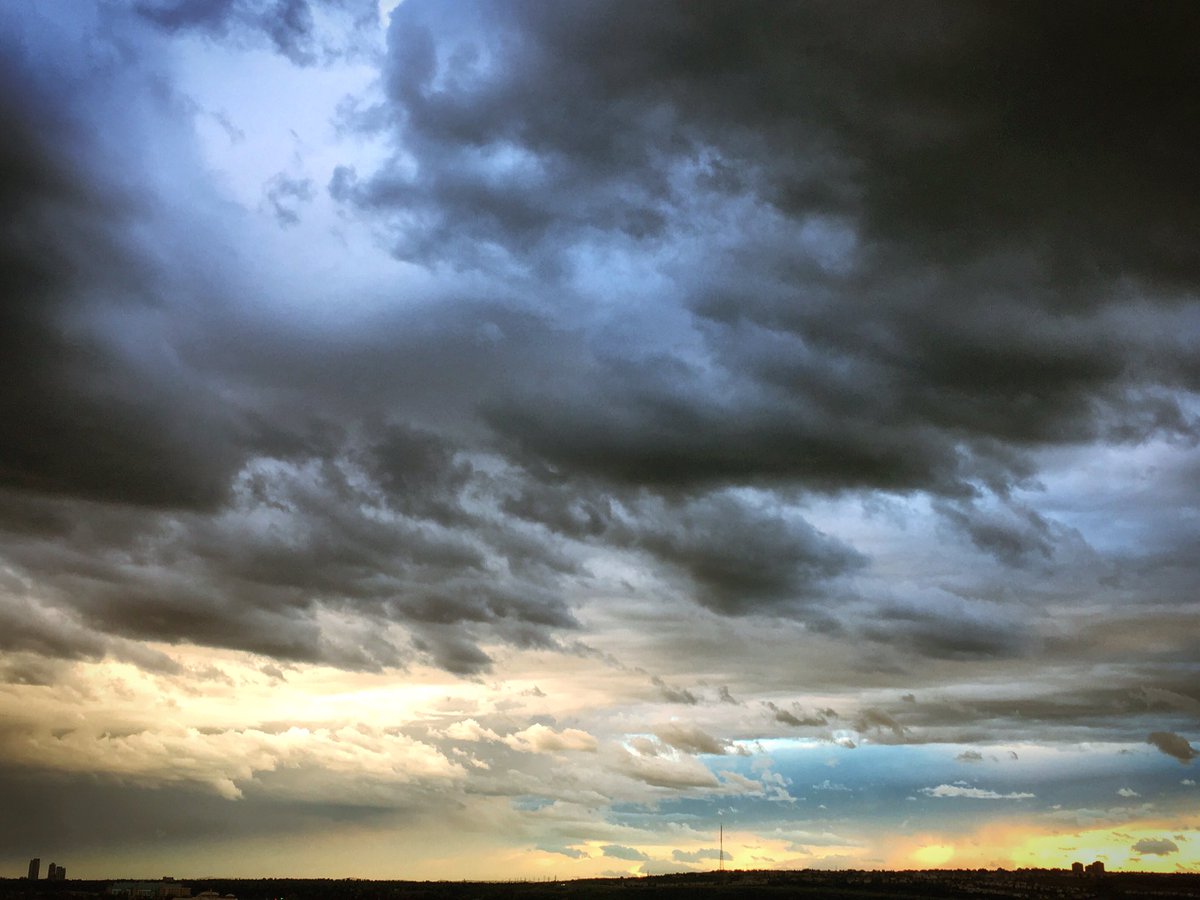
<box><xmin>0</xmin><ymin>137</ymin><xmax>580</xmax><ymax>674</ymax></box>
<box><xmin>934</xmin><ymin>499</ymin><xmax>1057</xmax><ymax>567</ymax></box>
<box><xmin>500</xmin><ymin>477</ymin><xmax>615</xmax><ymax>542</ymax></box>
<box><xmin>853</xmin><ymin>708</ymin><xmax>907</xmax><ymax>739</ymax></box>
<box><xmin>135</xmin><ymin>0</ymin><xmax>237</xmax><ymax>30</ymax></box>
<box><xmin>264</xmin><ymin>173</ymin><xmax>315</xmax><ymax>227</ymax></box>
<box><xmin>136</xmin><ymin>0</ymin><xmax>377</xmax><ymax>65</ymax></box>
<box><xmin>857</xmin><ymin>592</ymin><xmax>1035</xmax><ymax>661</ymax></box>
<box><xmin>362</xmin><ymin>423</ymin><xmax>475</xmax><ymax>523</ymax></box>
<box><xmin>367</xmin><ymin>0</ymin><xmax>1200</xmax><ymax>285</ymax></box>
<box><xmin>857</xmin><ymin>690</ymin><xmax>1200</xmax><ymax>745</ymax></box>
<box><xmin>653</xmin><ymin>724</ymin><xmax>735</xmax><ymax>756</ymax></box>
<box><xmin>764</xmin><ymin>702</ymin><xmax>827</xmax><ymax>729</ymax></box>
<box><xmin>0</xmin><ymin>594</ymin><xmax>181</xmax><ymax>675</ymax></box>
<box><xmin>627</xmin><ymin>494</ymin><xmax>865</xmax><ymax>615</ymax></box>
<box><xmin>484</xmin><ymin>296</ymin><xmax>1195</xmax><ymax>502</ymax></box>
<box><xmin>0</xmin><ymin>16</ymin><xmax>249</xmax><ymax>511</ymax></box>
<box><xmin>651</xmin><ymin>677</ymin><xmax>698</xmax><ymax>706</ymax></box>
<box><xmin>4</xmin><ymin>0</ymin><xmax>1200</xmax><ymax>681</ymax></box>
<box><xmin>1138</xmin><ymin>688</ymin><xmax>1200</xmax><ymax>719</ymax></box>
<box><xmin>0</xmin><ymin>765</ymin><xmax>399</xmax><ymax>852</ymax></box>
<box><xmin>338</xmin><ymin>0</ymin><xmax>1200</xmax><ymax>506</ymax></box>
<box><xmin>1147</xmin><ymin>731</ymin><xmax>1198</xmax><ymax>764</ymax></box>
<box><xmin>0</xmin><ymin>440</ymin><xmax>582</xmax><ymax>673</ymax></box>
<box><xmin>0</xmin><ymin>594</ymin><xmax>109</xmax><ymax>664</ymax></box>
<box><xmin>0</xmin><ymin>3</ymin><xmax>589</xmax><ymax>670</ymax></box>
<box><xmin>500</xmin><ymin>482</ymin><xmax>863</xmax><ymax>616</ymax></box>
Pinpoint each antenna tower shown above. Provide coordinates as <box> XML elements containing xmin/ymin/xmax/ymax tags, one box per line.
<box><xmin>719</xmin><ymin>822</ymin><xmax>724</xmax><ymax>872</ymax></box>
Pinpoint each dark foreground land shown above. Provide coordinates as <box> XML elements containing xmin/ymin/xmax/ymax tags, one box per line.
<box><xmin>3</xmin><ymin>869</ymin><xmax>1199</xmax><ymax>900</ymax></box>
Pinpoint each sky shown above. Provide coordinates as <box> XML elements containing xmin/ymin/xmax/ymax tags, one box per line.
<box><xmin>1</xmin><ymin>0</ymin><xmax>1199</xmax><ymax>881</ymax></box>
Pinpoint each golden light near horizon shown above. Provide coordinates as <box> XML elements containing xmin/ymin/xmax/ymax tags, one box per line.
<box><xmin>873</xmin><ymin>817</ymin><xmax>1200</xmax><ymax>875</ymax></box>
<box><xmin>1010</xmin><ymin>824</ymin><xmax>1200</xmax><ymax>874</ymax></box>
<box><xmin>911</xmin><ymin>844</ymin><xmax>956</xmax><ymax>867</ymax></box>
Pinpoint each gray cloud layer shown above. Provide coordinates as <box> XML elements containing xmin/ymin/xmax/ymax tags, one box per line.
<box><xmin>0</xmin><ymin>0</ymin><xmax>1198</xmax><ymax>702</ymax></box>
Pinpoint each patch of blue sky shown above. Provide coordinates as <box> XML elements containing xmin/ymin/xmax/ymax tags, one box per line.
<box><xmin>511</xmin><ymin>795</ymin><xmax>557</xmax><ymax>812</ymax></box>
<box><xmin>649</xmin><ymin>740</ymin><xmax>1198</xmax><ymax>830</ymax></box>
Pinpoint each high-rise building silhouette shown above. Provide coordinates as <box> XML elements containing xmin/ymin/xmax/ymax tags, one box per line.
<box><xmin>27</xmin><ymin>858</ymin><xmax>40</xmax><ymax>881</ymax></box>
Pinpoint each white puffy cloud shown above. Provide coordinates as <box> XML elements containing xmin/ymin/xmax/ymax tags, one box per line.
<box><xmin>0</xmin><ymin>722</ymin><xmax>464</xmax><ymax>800</ymax></box>
<box><xmin>442</xmin><ymin>719</ymin><xmax>502</xmax><ymax>742</ymax></box>
<box><xmin>921</xmin><ymin>784</ymin><xmax>1035</xmax><ymax>800</ymax></box>
<box><xmin>615</xmin><ymin>749</ymin><xmax>720</xmax><ymax>790</ymax></box>
<box><xmin>503</xmin><ymin>723</ymin><xmax>598</xmax><ymax>753</ymax></box>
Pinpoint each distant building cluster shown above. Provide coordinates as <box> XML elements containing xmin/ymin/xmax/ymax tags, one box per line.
<box><xmin>15</xmin><ymin>870</ymin><xmax>238</xmax><ymax>900</ymax></box>
<box><xmin>26</xmin><ymin>857</ymin><xmax>66</xmax><ymax>881</ymax></box>
<box><xmin>1071</xmin><ymin>860</ymin><xmax>1105</xmax><ymax>877</ymax></box>
<box><xmin>107</xmin><ymin>879</ymin><xmax>191</xmax><ymax>898</ymax></box>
